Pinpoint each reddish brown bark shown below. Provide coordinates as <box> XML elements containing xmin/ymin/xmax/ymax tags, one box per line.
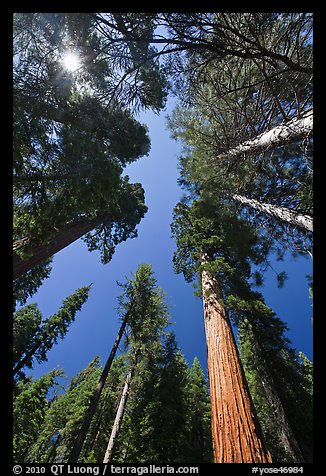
<box><xmin>201</xmin><ymin>263</ymin><xmax>272</xmax><ymax>463</ymax></box>
<box><xmin>13</xmin><ymin>215</ymin><xmax>105</xmax><ymax>280</ymax></box>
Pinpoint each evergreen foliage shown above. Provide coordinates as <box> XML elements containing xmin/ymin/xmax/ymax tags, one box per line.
<box><xmin>12</xmin><ymin>13</ymin><xmax>313</xmax><ymax>464</ymax></box>
<box><xmin>13</xmin><ymin>285</ymin><xmax>91</xmax><ymax>377</ymax></box>
<box><xmin>13</xmin><ymin>369</ymin><xmax>63</xmax><ymax>462</ymax></box>
<box><xmin>19</xmin><ymin>266</ymin><xmax>213</xmax><ymax>463</ymax></box>
<box><xmin>13</xmin><ymin>259</ymin><xmax>53</xmax><ymax>310</ymax></box>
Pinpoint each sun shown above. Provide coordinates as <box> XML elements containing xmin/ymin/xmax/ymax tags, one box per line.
<box><xmin>61</xmin><ymin>51</ymin><xmax>81</xmax><ymax>73</ymax></box>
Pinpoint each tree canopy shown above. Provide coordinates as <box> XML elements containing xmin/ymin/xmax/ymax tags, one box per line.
<box><xmin>12</xmin><ymin>12</ymin><xmax>313</xmax><ymax>465</ymax></box>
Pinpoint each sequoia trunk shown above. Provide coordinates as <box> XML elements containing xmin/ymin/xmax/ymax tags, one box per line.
<box><xmin>13</xmin><ymin>215</ymin><xmax>105</xmax><ymax>280</ymax></box>
<box><xmin>201</xmin><ymin>257</ymin><xmax>271</xmax><ymax>463</ymax></box>
<box><xmin>232</xmin><ymin>194</ymin><xmax>313</xmax><ymax>232</ymax></box>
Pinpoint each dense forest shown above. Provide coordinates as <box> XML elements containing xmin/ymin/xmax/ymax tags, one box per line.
<box><xmin>13</xmin><ymin>13</ymin><xmax>313</xmax><ymax>464</ymax></box>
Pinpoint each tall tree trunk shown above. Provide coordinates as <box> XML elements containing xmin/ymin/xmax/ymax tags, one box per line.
<box><xmin>215</xmin><ymin>110</ymin><xmax>313</xmax><ymax>162</ymax></box>
<box><xmin>257</xmin><ymin>359</ymin><xmax>304</xmax><ymax>462</ymax></box>
<box><xmin>102</xmin><ymin>368</ymin><xmax>134</xmax><ymax>463</ymax></box>
<box><xmin>68</xmin><ymin>309</ymin><xmax>131</xmax><ymax>463</ymax></box>
<box><xmin>232</xmin><ymin>193</ymin><xmax>313</xmax><ymax>232</ymax></box>
<box><xmin>13</xmin><ymin>335</ymin><xmax>49</xmax><ymax>376</ymax></box>
<box><xmin>246</xmin><ymin>321</ymin><xmax>305</xmax><ymax>462</ymax></box>
<box><xmin>13</xmin><ymin>214</ymin><xmax>105</xmax><ymax>280</ymax></box>
<box><xmin>201</xmin><ymin>255</ymin><xmax>272</xmax><ymax>463</ymax></box>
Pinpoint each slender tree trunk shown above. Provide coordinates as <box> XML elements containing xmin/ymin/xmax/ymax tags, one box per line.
<box><xmin>245</xmin><ymin>321</ymin><xmax>305</xmax><ymax>462</ymax></box>
<box><xmin>258</xmin><ymin>362</ymin><xmax>304</xmax><ymax>462</ymax></box>
<box><xmin>215</xmin><ymin>110</ymin><xmax>313</xmax><ymax>162</ymax></box>
<box><xmin>13</xmin><ymin>214</ymin><xmax>105</xmax><ymax>280</ymax></box>
<box><xmin>102</xmin><ymin>368</ymin><xmax>134</xmax><ymax>463</ymax></box>
<box><xmin>13</xmin><ymin>335</ymin><xmax>49</xmax><ymax>376</ymax></box>
<box><xmin>201</xmin><ymin>255</ymin><xmax>272</xmax><ymax>463</ymax></box>
<box><xmin>68</xmin><ymin>309</ymin><xmax>131</xmax><ymax>463</ymax></box>
<box><xmin>232</xmin><ymin>193</ymin><xmax>313</xmax><ymax>232</ymax></box>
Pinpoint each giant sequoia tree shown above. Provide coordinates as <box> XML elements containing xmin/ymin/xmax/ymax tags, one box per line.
<box><xmin>167</xmin><ymin>13</ymin><xmax>313</xmax><ymax>461</ymax></box>
<box><xmin>13</xmin><ymin>13</ymin><xmax>313</xmax><ymax>464</ymax></box>
<box><xmin>171</xmin><ymin>197</ymin><xmax>313</xmax><ymax>462</ymax></box>
<box><xmin>172</xmin><ymin>199</ymin><xmax>274</xmax><ymax>462</ymax></box>
<box><xmin>13</xmin><ymin>12</ymin><xmax>170</xmax><ymax>281</ymax></box>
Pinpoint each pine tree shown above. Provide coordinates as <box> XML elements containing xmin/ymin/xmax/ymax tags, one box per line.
<box><xmin>186</xmin><ymin>358</ymin><xmax>213</xmax><ymax>462</ymax></box>
<box><xmin>102</xmin><ymin>367</ymin><xmax>135</xmax><ymax>463</ymax></box>
<box><xmin>232</xmin><ymin>193</ymin><xmax>313</xmax><ymax>232</ymax></box>
<box><xmin>104</xmin><ymin>333</ymin><xmax>212</xmax><ymax>463</ymax></box>
<box><xmin>68</xmin><ymin>264</ymin><xmax>170</xmax><ymax>463</ymax></box>
<box><xmin>13</xmin><ymin>259</ymin><xmax>53</xmax><ymax>310</ymax></box>
<box><xmin>232</xmin><ymin>294</ymin><xmax>313</xmax><ymax>462</ymax></box>
<box><xmin>13</xmin><ymin>369</ymin><xmax>63</xmax><ymax>462</ymax></box>
<box><xmin>13</xmin><ymin>285</ymin><xmax>91</xmax><ymax>376</ymax></box>
<box><xmin>26</xmin><ymin>357</ymin><xmax>103</xmax><ymax>463</ymax></box>
<box><xmin>101</xmin><ymin>264</ymin><xmax>170</xmax><ymax>462</ymax></box>
<box><xmin>67</xmin><ymin>306</ymin><xmax>133</xmax><ymax>463</ymax></box>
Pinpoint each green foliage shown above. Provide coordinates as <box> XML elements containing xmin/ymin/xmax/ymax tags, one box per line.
<box><xmin>237</xmin><ymin>303</ymin><xmax>313</xmax><ymax>462</ymax></box>
<box><xmin>13</xmin><ymin>13</ymin><xmax>161</xmax><ymax>285</ymax></box>
<box><xmin>167</xmin><ymin>14</ymin><xmax>313</xmax><ymax>261</ymax></box>
<box><xmin>185</xmin><ymin>358</ymin><xmax>213</xmax><ymax>462</ymax></box>
<box><xmin>26</xmin><ymin>357</ymin><xmax>103</xmax><ymax>463</ymax></box>
<box><xmin>104</xmin><ymin>334</ymin><xmax>213</xmax><ymax>463</ymax></box>
<box><xmin>13</xmin><ymin>259</ymin><xmax>53</xmax><ymax>310</ymax></box>
<box><xmin>13</xmin><ymin>285</ymin><xmax>91</xmax><ymax>375</ymax></box>
<box><xmin>117</xmin><ymin>264</ymin><xmax>170</xmax><ymax>350</ymax></box>
<box><xmin>82</xmin><ymin>180</ymin><xmax>147</xmax><ymax>264</ymax></box>
<box><xmin>13</xmin><ymin>369</ymin><xmax>63</xmax><ymax>462</ymax></box>
<box><xmin>13</xmin><ymin>13</ymin><xmax>168</xmax><ymax>113</ymax></box>
<box><xmin>23</xmin><ymin>265</ymin><xmax>213</xmax><ymax>463</ymax></box>
<box><xmin>13</xmin><ymin>304</ymin><xmax>43</xmax><ymax>368</ymax></box>
<box><xmin>171</xmin><ymin>197</ymin><xmax>267</xmax><ymax>297</ymax></box>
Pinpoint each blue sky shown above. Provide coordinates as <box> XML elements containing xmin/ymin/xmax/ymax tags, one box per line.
<box><xmin>24</xmin><ymin>96</ymin><xmax>313</xmax><ymax>383</ymax></box>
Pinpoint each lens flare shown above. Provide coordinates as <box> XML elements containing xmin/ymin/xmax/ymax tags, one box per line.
<box><xmin>61</xmin><ymin>51</ymin><xmax>80</xmax><ymax>72</ymax></box>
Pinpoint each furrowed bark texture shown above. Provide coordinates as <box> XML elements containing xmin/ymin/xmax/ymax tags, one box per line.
<box><xmin>216</xmin><ymin>111</ymin><xmax>313</xmax><ymax>162</ymax></box>
<box><xmin>13</xmin><ymin>215</ymin><xmax>105</xmax><ymax>280</ymax></box>
<box><xmin>232</xmin><ymin>194</ymin><xmax>313</xmax><ymax>232</ymax></box>
<box><xmin>201</xmin><ymin>263</ymin><xmax>272</xmax><ymax>463</ymax></box>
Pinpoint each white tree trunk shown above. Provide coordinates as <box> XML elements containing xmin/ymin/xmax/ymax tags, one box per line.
<box><xmin>102</xmin><ymin>370</ymin><xmax>133</xmax><ymax>463</ymax></box>
<box><xmin>216</xmin><ymin>111</ymin><xmax>313</xmax><ymax>161</ymax></box>
<box><xmin>232</xmin><ymin>193</ymin><xmax>313</xmax><ymax>232</ymax></box>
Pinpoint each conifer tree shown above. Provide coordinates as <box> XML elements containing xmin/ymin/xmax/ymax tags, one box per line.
<box><xmin>101</xmin><ymin>264</ymin><xmax>170</xmax><ymax>462</ymax></box>
<box><xmin>68</xmin><ymin>264</ymin><xmax>169</xmax><ymax>463</ymax></box>
<box><xmin>13</xmin><ymin>13</ymin><xmax>166</xmax><ymax>280</ymax></box>
<box><xmin>172</xmin><ymin>199</ymin><xmax>273</xmax><ymax>462</ymax></box>
<box><xmin>13</xmin><ymin>259</ymin><xmax>53</xmax><ymax>310</ymax></box>
<box><xmin>26</xmin><ymin>357</ymin><xmax>103</xmax><ymax>463</ymax></box>
<box><xmin>172</xmin><ymin>197</ymin><xmax>312</xmax><ymax>462</ymax></box>
<box><xmin>186</xmin><ymin>357</ymin><xmax>213</xmax><ymax>463</ymax></box>
<box><xmin>233</xmin><ymin>295</ymin><xmax>313</xmax><ymax>462</ymax></box>
<box><xmin>13</xmin><ymin>285</ymin><xmax>91</xmax><ymax>377</ymax></box>
<box><xmin>13</xmin><ymin>369</ymin><xmax>63</xmax><ymax>462</ymax></box>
